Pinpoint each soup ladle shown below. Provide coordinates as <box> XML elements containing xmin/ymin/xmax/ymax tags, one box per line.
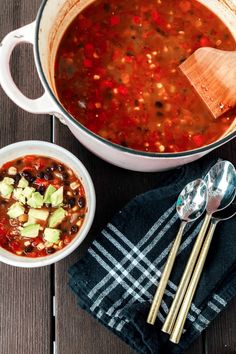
<box><xmin>170</xmin><ymin>202</ymin><xmax>236</xmax><ymax>343</ymax></box>
<box><xmin>162</xmin><ymin>160</ymin><xmax>236</xmax><ymax>334</ymax></box>
<box><xmin>147</xmin><ymin>178</ymin><xmax>208</xmax><ymax>325</ymax></box>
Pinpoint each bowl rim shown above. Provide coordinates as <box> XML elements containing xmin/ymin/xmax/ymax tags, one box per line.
<box><xmin>0</xmin><ymin>140</ymin><xmax>96</xmax><ymax>268</ymax></box>
<box><xmin>34</xmin><ymin>0</ymin><xmax>236</xmax><ymax>159</ymax></box>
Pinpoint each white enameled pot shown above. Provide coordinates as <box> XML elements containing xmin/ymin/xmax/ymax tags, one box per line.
<box><xmin>0</xmin><ymin>0</ymin><xmax>236</xmax><ymax>172</ymax></box>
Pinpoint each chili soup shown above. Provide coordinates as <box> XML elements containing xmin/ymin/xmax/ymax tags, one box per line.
<box><xmin>54</xmin><ymin>0</ymin><xmax>236</xmax><ymax>153</ymax></box>
<box><xmin>0</xmin><ymin>155</ymin><xmax>87</xmax><ymax>257</ymax></box>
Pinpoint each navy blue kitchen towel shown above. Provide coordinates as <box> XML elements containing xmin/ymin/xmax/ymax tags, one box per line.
<box><xmin>69</xmin><ymin>158</ymin><xmax>236</xmax><ymax>354</ymax></box>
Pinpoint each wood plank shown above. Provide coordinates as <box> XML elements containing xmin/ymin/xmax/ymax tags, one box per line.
<box><xmin>205</xmin><ymin>298</ymin><xmax>236</xmax><ymax>354</ymax></box>
<box><xmin>0</xmin><ymin>1</ymin><xmax>52</xmax><ymax>353</ymax></box>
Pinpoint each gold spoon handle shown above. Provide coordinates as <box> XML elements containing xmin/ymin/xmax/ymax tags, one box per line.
<box><xmin>169</xmin><ymin>220</ymin><xmax>218</xmax><ymax>344</ymax></box>
<box><xmin>162</xmin><ymin>213</ymin><xmax>212</xmax><ymax>334</ymax></box>
<box><xmin>147</xmin><ymin>221</ymin><xmax>187</xmax><ymax>325</ymax></box>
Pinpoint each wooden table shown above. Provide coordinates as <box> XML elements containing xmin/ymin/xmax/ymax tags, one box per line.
<box><xmin>0</xmin><ymin>1</ymin><xmax>236</xmax><ymax>353</ymax></box>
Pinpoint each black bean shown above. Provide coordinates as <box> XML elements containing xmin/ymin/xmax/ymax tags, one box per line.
<box><xmin>24</xmin><ymin>245</ymin><xmax>33</xmax><ymax>254</ymax></box>
<box><xmin>71</xmin><ymin>225</ymin><xmax>79</xmax><ymax>234</ymax></box>
<box><xmin>46</xmin><ymin>248</ymin><xmax>55</xmax><ymax>254</ymax></box>
<box><xmin>50</xmin><ymin>163</ymin><xmax>58</xmax><ymax>171</ymax></box>
<box><xmin>38</xmin><ymin>185</ymin><xmax>46</xmax><ymax>195</ymax></box>
<box><xmin>73</xmin><ymin>190</ymin><xmax>78</xmax><ymax>196</ymax></box>
<box><xmin>155</xmin><ymin>101</ymin><xmax>163</xmax><ymax>108</ymax></box>
<box><xmin>37</xmin><ymin>171</ymin><xmax>45</xmax><ymax>179</ymax></box>
<box><xmin>22</xmin><ymin>170</ymin><xmax>32</xmax><ymax>178</ymax></box>
<box><xmin>46</xmin><ymin>167</ymin><xmax>51</xmax><ymax>173</ymax></box>
<box><xmin>78</xmin><ymin>197</ymin><xmax>86</xmax><ymax>208</ymax></box>
<box><xmin>29</xmin><ymin>176</ymin><xmax>36</xmax><ymax>183</ymax></box>
<box><xmin>68</xmin><ymin>198</ymin><xmax>76</xmax><ymax>208</ymax></box>
<box><xmin>44</xmin><ymin>173</ymin><xmax>53</xmax><ymax>181</ymax></box>
<box><xmin>103</xmin><ymin>3</ymin><xmax>110</xmax><ymax>12</ymax></box>
<box><xmin>58</xmin><ymin>164</ymin><xmax>65</xmax><ymax>172</ymax></box>
<box><xmin>62</xmin><ymin>172</ymin><xmax>69</xmax><ymax>180</ymax></box>
<box><xmin>14</xmin><ymin>173</ymin><xmax>21</xmax><ymax>184</ymax></box>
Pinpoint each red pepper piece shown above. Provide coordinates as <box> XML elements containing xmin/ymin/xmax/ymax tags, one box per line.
<box><xmin>2</xmin><ymin>161</ymin><xmax>12</xmax><ymax>169</ymax></box>
<box><xmin>117</xmin><ymin>85</ymin><xmax>128</xmax><ymax>96</ymax></box>
<box><xmin>83</xmin><ymin>59</ymin><xmax>93</xmax><ymax>68</ymax></box>
<box><xmin>192</xmin><ymin>134</ymin><xmax>205</xmax><ymax>147</ymax></box>
<box><xmin>200</xmin><ymin>36</ymin><xmax>210</xmax><ymax>47</ymax></box>
<box><xmin>110</xmin><ymin>15</ymin><xmax>120</xmax><ymax>26</ymax></box>
<box><xmin>34</xmin><ymin>178</ymin><xmax>50</xmax><ymax>187</ymax></box>
<box><xmin>133</xmin><ymin>16</ymin><xmax>141</xmax><ymax>25</ymax></box>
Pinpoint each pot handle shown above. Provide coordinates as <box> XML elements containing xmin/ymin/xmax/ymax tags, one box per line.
<box><xmin>0</xmin><ymin>21</ymin><xmax>56</xmax><ymax>114</ymax></box>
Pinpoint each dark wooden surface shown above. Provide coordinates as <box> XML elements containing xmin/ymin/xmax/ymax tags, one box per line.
<box><xmin>1</xmin><ymin>1</ymin><xmax>236</xmax><ymax>353</ymax></box>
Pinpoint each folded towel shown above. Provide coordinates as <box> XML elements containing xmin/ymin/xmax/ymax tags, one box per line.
<box><xmin>69</xmin><ymin>158</ymin><xmax>236</xmax><ymax>354</ymax></box>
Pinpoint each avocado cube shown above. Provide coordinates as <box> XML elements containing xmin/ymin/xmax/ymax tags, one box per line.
<box><xmin>21</xmin><ymin>224</ymin><xmax>40</xmax><ymax>238</ymax></box>
<box><xmin>44</xmin><ymin>228</ymin><xmax>61</xmax><ymax>243</ymax></box>
<box><xmin>43</xmin><ymin>185</ymin><xmax>57</xmax><ymax>204</ymax></box>
<box><xmin>0</xmin><ymin>181</ymin><xmax>14</xmax><ymax>199</ymax></box>
<box><xmin>48</xmin><ymin>207</ymin><xmax>66</xmax><ymax>228</ymax></box>
<box><xmin>51</xmin><ymin>187</ymin><xmax>64</xmax><ymax>207</ymax></box>
<box><xmin>27</xmin><ymin>192</ymin><xmax>44</xmax><ymax>208</ymax></box>
<box><xmin>22</xmin><ymin>186</ymin><xmax>35</xmax><ymax>200</ymax></box>
<box><xmin>3</xmin><ymin>177</ymin><xmax>15</xmax><ymax>185</ymax></box>
<box><xmin>29</xmin><ymin>208</ymin><xmax>49</xmax><ymax>221</ymax></box>
<box><xmin>7</xmin><ymin>202</ymin><xmax>25</xmax><ymax>219</ymax></box>
<box><xmin>18</xmin><ymin>177</ymin><xmax>29</xmax><ymax>188</ymax></box>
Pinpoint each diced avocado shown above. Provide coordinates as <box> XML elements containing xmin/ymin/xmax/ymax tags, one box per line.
<box><xmin>7</xmin><ymin>202</ymin><xmax>25</xmax><ymax>218</ymax></box>
<box><xmin>51</xmin><ymin>187</ymin><xmax>64</xmax><ymax>207</ymax></box>
<box><xmin>44</xmin><ymin>228</ymin><xmax>61</xmax><ymax>243</ymax></box>
<box><xmin>3</xmin><ymin>177</ymin><xmax>15</xmax><ymax>185</ymax></box>
<box><xmin>21</xmin><ymin>224</ymin><xmax>40</xmax><ymax>238</ymax></box>
<box><xmin>43</xmin><ymin>185</ymin><xmax>57</xmax><ymax>204</ymax></box>
<box><xmin>27</xmin><ymin>192</ymin><xmax>44</xmax><ymax>208</ymax></box>
<box><xmin>0</xmin><ymin>181</ymin><xmax>14</xmax><ymax>199</ymax></box>
<box><xmin>23</xmin><ymin>216</ymin><xmax>37</xmax><ymax>227</ymax></box>
<box><xmin>48</xmin><ymin>207</ymin><xmax>66</xmax><ymax>228</ymax></box>
<box><xmin>22</xmin><ymin>186</ymin><xmax>35</xmax><ymax>199</ymax></box>
<box><xmin>18</xmin><ymin>177</ymin><xmax>29</xmax><ymax>188</ymax></box>
<box><xmin>13</xmin><ymin>188</ymin><xmax>26</xmax><ymax>204</ymax></box>
<box><xmin>29</xmin><ymin>208</ymin><xmax>49</xmax><ymax>221</ymax></box>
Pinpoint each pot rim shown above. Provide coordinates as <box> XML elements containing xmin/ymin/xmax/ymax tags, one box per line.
<box><xmin>35</xmin><ymin>0</ymin><xmax>236</xmax><ymax>159</ymax></box>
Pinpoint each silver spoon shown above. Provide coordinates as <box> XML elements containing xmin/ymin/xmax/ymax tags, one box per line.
<box><xmin>170</xmin><ymin>202</ymin><xmax>236</xmax><ymax>343</ymax></box>
<box><xmin>162</xmin><ymin>160</ymin><xmax>236</xmax><ymax>334</ymax></box>
<box><xmin>147</xmin><ymin>179</ymin><xmax>208</xmax><ymax>325</ymax></box>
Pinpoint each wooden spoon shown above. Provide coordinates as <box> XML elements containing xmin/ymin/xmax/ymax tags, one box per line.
<box><xmin>179</xmin><ymin>48</ymin><xmax>236</xmax><ymax>119</ymax></box>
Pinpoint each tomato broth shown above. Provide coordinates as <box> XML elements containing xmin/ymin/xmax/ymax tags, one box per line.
<box><xmin>54</xmin><ymin>0</ymin><xmax>236</xmax><ymax>153</ymax></box>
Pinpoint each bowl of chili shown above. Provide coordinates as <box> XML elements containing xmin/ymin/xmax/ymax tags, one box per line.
<box><xmin>0</xmin><ymin>0</ymin><xmax>236</xmax><ymax>172</ymax></box>
<box><xmin>0</xmin><ymin>141</ymin><xmax>96</xmax><ymax>267</ymax></box>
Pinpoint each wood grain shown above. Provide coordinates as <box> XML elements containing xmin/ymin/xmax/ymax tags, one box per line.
<box><xmin>205</xmin><ymin>298</ymin><xmax>236</xmax><ymax>353</ymax></box>
<box><xmin>0</xmin><ymin>1</ymin><xmax>52</xmax><ymax>353</ymax></box>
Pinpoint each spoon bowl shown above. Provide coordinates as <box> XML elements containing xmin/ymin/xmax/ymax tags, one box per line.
<box><xmin>177</xmin><ymin>179</ymin><xmax>208</xmax><ymax>222</ymax></box>
<box><xmin>205</xmin><ymin>160</ymin><xmax>236</xmax><ymax>214</ymax></box>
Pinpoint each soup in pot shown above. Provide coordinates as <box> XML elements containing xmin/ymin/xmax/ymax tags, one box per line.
<box><xmin>54</xmin><ymin>0</ymin><xmax>236</xmax><ymax>153</ymax></box>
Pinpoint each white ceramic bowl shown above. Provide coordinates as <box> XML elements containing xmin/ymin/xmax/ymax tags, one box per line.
<box><xmin>0</xmin><ymin>141</ymin><xmax>96</xmax><ymax>267</ymax></box>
